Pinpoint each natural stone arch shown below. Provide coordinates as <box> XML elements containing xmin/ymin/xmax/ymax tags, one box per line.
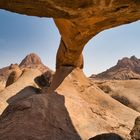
<box><xmin>0</xmin><ymin>0</ymin><xmax>140</xmax><ymax>93</ymax></box>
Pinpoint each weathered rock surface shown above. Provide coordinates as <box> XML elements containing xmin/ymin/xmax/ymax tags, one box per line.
<box><xmin>0</xmin><ymin>66</ymin><xmax>10</xmax><ymax>82</ymax></box>
<box><xmin>0</xmin><ymin>1</ymin><xmax>140</xmax><ymax>69</ymax></box>
<box><xmin>1</xmin><ymin>1</ymin><xmax>140</xmax><ymax>101</ymax></box>
<box><xmin>0</xmin><ymin>2</ymin><xmax>140</xmax><ymax>139</ymax></box>
<box><xmin>91</xmin><ymin>56</ymin><xmax>140</xmax><ymax>80</ymax></box>
<box><xmin>0</xmin><ymin>53</ymin><xmax>52</xmax><ymax>88</ymax></box>
<box><xmin>0</xmin><ymin>68</ymin><xmax>139</xmax><ymax>139</ymax></box>
<box><xmin>0</xmin><ymin>81</ymin><xmax>5</xmax><ymax>92</ymax></box>
<box><xmin>19</xmin><ymin>53</ymin><xmax>51</xmax><ymax>73</ymax></box>
<box><xmin>130</xmin><ymin>116</ymin><xmax>140</xmax><ymax>140</ymax></box>
<box><xmin>0</xmin><ymin>64</ymin><xmax>21</xmax><ymax>89</ymax></box>
<box><xmin>94</xmin><ymin>80</ymin><xmax>140</xmax><ymax>113</ymax></box>
<box><xmin>0</xmin><ymin>69</ymin><xmax>42</xmax><ymax>114</ymax></box>
<box><xmin>0</xmin><ymin>64</ymin><xmax>18</xmax><ymax>83</ymax></box>
<box><xmin>5</xmin><ymin>65</ymin><xmax>22</xmax><ymax>87</ymax></box>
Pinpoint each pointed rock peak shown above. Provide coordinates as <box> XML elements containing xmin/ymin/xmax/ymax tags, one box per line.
<box><xmin>117</xmin><ymin>57</ymin><xmax>130</xmax><ymax>65</ymax></box>
<box><xmin>130</xmin><ymin>55</ymin><xmax>138</xmax><ymax>61</ymax></box>
<box><xmin>19</xmin><ymin>53</ymin><xmax>42</xmax><ymax>67</ymax></box>
<box><xmin>92</xmin><ymin>56</ymin><xmax>140</xmax><ymax>80</ymax></box>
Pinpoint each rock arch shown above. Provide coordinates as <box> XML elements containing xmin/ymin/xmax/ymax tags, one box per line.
<box><xmin>0</xmin><ymin>0</ymin><xmax>140</xmax><ymax>92</ymax></box>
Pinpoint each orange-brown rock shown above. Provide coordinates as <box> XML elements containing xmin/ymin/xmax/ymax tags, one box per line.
<box><xmin>1</xmin><ymin>1</ymin><xmax>140</xmax><ymax>93</ymax></box>
<box><xmin>6</xmin><ymin>66</ymin><xmax>22</xmax><ymax>87</ymax></box>
<box><xmin>0</xmin><ymin>54</ymin><xmax>52</xmax><ymax>89</ymax></box>
<box><xmin>0</xmin><ymin>69</ymin><xmax>42</xmax><ymax>114</ymax></box>
<box><xmin>0</xmin><ymin>68</ymin><xmax>139</xmax><ymax>139</ymax></box>
<box><xmin>0</xmin><ymin>1</ymin><xmax>140</xmax><ymax>69</ymax></box>
<box><xmin>0</xmin><ymin>64</ymin><xmax>18</xmax><ymax>82</ymax></box>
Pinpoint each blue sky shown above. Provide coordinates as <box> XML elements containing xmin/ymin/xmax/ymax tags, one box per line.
<box><xmin>0</xmin><ymin>10</ymin><xmax>140</xmax><ymax>76</ymax></box>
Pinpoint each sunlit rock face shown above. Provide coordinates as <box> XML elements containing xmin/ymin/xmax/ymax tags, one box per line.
<box><xmin>0</xmin><ymin>2</ymin><xmax>140</xmax><ymax>139</ymax></box>
<box><xmin>0</xmin><ymin>69</ymin><xmax>139</xmax><ymax>139</ymax></box>
<box><xmin>0</xmin><ymin>64</ymin><xmax>21</xmax><ymax>88</ymax></box>
<box><xmin>5</xmin><ymin>66</ymin><xmax>22</xmax><ymax>87</ymax></box>
<box><xmin>0</xmin><ymin>0</ymin><xmax>140</xmax><ymax>69</ymax></box>
<box><xmin>0</xmin><ymin>54</ymin><xmax>52</xmax><ymax>88</ymax></box>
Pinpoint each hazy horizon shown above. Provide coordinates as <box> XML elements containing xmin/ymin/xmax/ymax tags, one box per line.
<box><xmin>0</xmin><ymin>10</ymin><xmax>140</xmax><ymax>76</ymax></box>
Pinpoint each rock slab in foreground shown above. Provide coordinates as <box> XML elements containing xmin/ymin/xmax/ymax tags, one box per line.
<box><xmin>0</xmin><ymin>69</ymin><xmax>139</xmax><ymax>140</ymax></box>
<box><xmin>0</xmin><ymin>93</ymin><xmax>81</xmax><ymax>140</ymax></box>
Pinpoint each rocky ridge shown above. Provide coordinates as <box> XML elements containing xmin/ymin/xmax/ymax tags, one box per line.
<box><xmin>0</xmin><ymin>68</ymin><xmax>139</xmax><ymax>139</ymax></box>
<box><xmin>91</xmin><ymin>56</ymin><xmax>140</xmax><ymax>80</ymax></box>
<box><xmin>0</xmin><ymin>53</ymin><xmax>52</xmax><ymax>88</ymax></box>
<box><xmin>0</xmin><ymin>1</ymin><xmax>140</xmax><ymax>70</ymax></box>
<box><xmin>0</xmin><ymin>1</ymin><xmax>140</xmax><ymax>139</ymax></box>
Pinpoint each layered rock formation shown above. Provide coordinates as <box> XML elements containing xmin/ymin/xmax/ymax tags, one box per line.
<box><xmin>0</xmin><ymin>68</ymin><xmax>139</xmax><ymax>139</ymax></box>
<box><xmin>0</xmin><ymin>0</ymin><xmax>140</xmax><ymax>73</ymax></box>
<box><xmin>1</xmin><ymin>0</ymin><xmax>140</xmax><ymax>93</ymax></box>
<box><xmin>0</xmin><ymin>68</ymin><xmax>42</xmax><ymax>114</ymax></box>
<box><xmin>0</xmin><ymin>1</ymin><xmax>140</xmax><ymax>139</ymax></box>
<box><xmin>0</xmin><ymin>64</ymin><xmax>18</xmax><ymax>82</ymax></box>
<box><xmin>0</xmin><ymin>53</ymin><xmax>53</xmax><ymax>114</ymax></box>
<box><xmin>91</xmin><ymin>56</ymin><xmax>140</xmax><ymax>80</ymax></box>
<box><xmin>0</xmin><ymin>53</ymin><xmax>52</xmax><ymax>88</ymax></box>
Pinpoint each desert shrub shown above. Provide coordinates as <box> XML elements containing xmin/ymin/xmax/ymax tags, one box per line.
<box><xmin>111</xmin><ymin>94</ymin><xmax>130</xmax><ymax>106</ymax></box>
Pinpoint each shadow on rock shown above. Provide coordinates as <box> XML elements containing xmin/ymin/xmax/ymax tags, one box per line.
<box><xmin>7</xmin><ymin>86</ymin><xmax>41</xmax><ymax>104</ymax></box>
<box><xmin>0</xmin><ymin>92</ymin><xmax>81</xmax><ymax>140</ymax></box>
<box><xmin>34</xmin><ymin>71</ymin><xmax>53</xmax><ymax>89</ymax></box>
<box><xmin>89</xmin><ymin>133</ymin><xmax>124</xmax><ymax>140</ymax></box>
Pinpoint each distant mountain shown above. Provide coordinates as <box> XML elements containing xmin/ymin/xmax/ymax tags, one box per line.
<box><xmin>20</xmin><ymin>53</ymin><xmax>42</xmax><ymax>67</ymax></box>
<box><xmin>91</xmin><ymin>56</ymin><xmax>140</xmax><ymax>80</ymax></box>
<box><xmin>0</xmin><ymin>53</ymin><xmax>52</xmax><ymax>83</ymax></box>
<box><xmin>19</xmin><ymin>53</ymin><xmax>51</xmax><ymax>73</ymax></box>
